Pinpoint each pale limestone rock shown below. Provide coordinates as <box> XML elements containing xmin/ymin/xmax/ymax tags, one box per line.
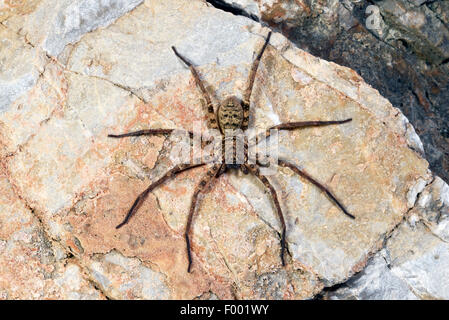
<box><xmin>327</xmin><ymin>177</ymin><xmax>449</xmax><ymax>300</ymax></box>
<box><xmin>6</xmin><ymin>71</ymin><xmax>141</xmax><ymax>216</ymax></box>
<box><xmin>0</xmin><ymin>0</ymin><xmax>440</xmax><ymax>299</ymax></box>
<box><xmin>225</xmin><ymin>0</ymin><xmax>261</xmax><ymax>18</ymax></box>
<box><xmin>0</xmin><ymin>173</ymin><xmax>103</xmax><ymax>299</ymax></box>
<box><xmin>388</xmin><ymin>223</ymin><xmax>449</xmax><ymax>300</ymax></box>
<box><xmin>327</xmin><ymin>249</ymin><xmax>419</xmax><ymax>300</ymax></box>
<box><xmin>0</xmin><ymin>25</ymin><xmax>47</xmax><ymax>113</ymax></box>
<box><xmin>4</xmin><ymin>0</ymin><xmax>144</xmax><ymax>56</ymax></box>
<box><xmin>329</xmin><ymin>221</ymin><xmax>449</xmax><ymax>300</ymax></box>
<box><xmin>413</xmin><ymin>177</ymin><xmax>449</xmax><ymax>243</ymax></box>
<box><xmin>0</xmin><ymin>0</ymin><xmax>42</xmax><ymax>22</ymax></box>
<box><xmin>87</xmin><ymin>250</ymin><xmax>170</xmax><ymax>299</ymax></box>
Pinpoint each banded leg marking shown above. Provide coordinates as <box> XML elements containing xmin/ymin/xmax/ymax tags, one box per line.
<box><xmin>248</xmin><ymin>118</ymin><xmax>352</xmax><ymax>147</ymax></box>
<box><xmin>171</xmin><ymin>46</ymin><xmax>219</xmax><ymax>130</ymax></box>
<box><xmin>243</xmin><ymin>163</ymin><xmax>286</xmax><ymax>266</ymax></box>
<box><xmin>242</xmin><ymin>32</ymin><xmax>272</xmax><ymax>130</ymax></box>
<box><xmin>108</xmin><ymin>128</ymin><xmax>194</xmax><ymax>139</ymax></box>
<box><xmin>116</xmin><ymin>163</ymin><xmax>207</xmax><ymax>229</ymax></box>
<box><xmin>185</xmin><ymin>163</ymin><xmax>223</xmax><ymax>272</ymax></box>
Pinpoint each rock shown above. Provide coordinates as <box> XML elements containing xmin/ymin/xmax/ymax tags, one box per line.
<box><xmin>0</xmin><ymin>25</ymin><xmax>47</xmax><ymax>114</ymax></box>
<box><xmin>0</xmin><ymin>172</ymin><xmax>103</xmax><ymax>299</ymax></box>
<box><xmin>0</xmin><ymin>0</ymin><xmax>42</xmax><ymax>23</ymax></box>
<box><xmin>88</xmin><ymin>250</ymin><xmax>170</xmax><ymax>299</ymax></box>
<box><xmin>428</xmin><ymin>1</ymin><xmax>449</xmax><ymax>27</ymax></box>
<box><xmin>218</xmin><ymin>0</ymin><xmax>449</xmax><ymax>186</ymax></box>
<box><xmin>326</xmin><ymin>177</ymin><xmax>449</xmax><ymax>300</ymax></box>
<box><xmin>413</xmin><ymin>177</ymin><xmax>449</xmax><ymax>243</ymax></box>
<box><xmin>0</xmin><ymin>0</ymin><xmax>440</xmax><ymax>299</ymax></box>
<box><xmin>325</xmin><ymin>249</ymin><xmax>419</xmax><ymax>300</ymax></box>
<box><xmin>3</xmin><ymin>0</ymin><xmax>144</xmax><ymax>57</ymax></box>
<box><xmin>377</xmin><ymin>1</ymin><xmax>449</xmax><ymax>65</ymax></box>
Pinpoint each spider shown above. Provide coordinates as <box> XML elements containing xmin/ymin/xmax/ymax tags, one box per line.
<box><xmin>108</xmin><ymin>31</ymin><xmax>355</xmax><ymax>273</ymax></box>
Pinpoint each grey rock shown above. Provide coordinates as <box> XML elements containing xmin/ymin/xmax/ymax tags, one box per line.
<box><xmin>1</xmin><ymin>0</ymin><xmax>447</xmax><ymax>300</ymax></box>
<box><xmin>414</xmin><ymin>177</ymin><xmax>449</xmax><ymax>242</ymax></box>
<box><xmin>4</xmin><ymin>0</ymin><xmax>144</xmax><ymax>56</ymax></box>
<box><xmin>218</xmin><ymin>0</ymin><xmax>449</xmax><ymax>185</ymax></box>
<box><xmin>377</xmin><ymin>0</ymin><xmax>449</xmax><ymax>65</ymax></box>
<box><xmin>212</xmin><ymin>0</ymin><xmax>261</xmax><ymax>19</ymax></box>
<box><xmin>0</xmin><ymin>72</ymin><xmax>38</xmax><ymax>113</ymax></box>
<box><xmin>327</xmin><ymin>177</ymin><xmax>449</xmax><ymax>300</ymax></box>
<box><xmin>428</xmin><ymin>1</ymin><xmax>449</xmax><ymax>27</ymax></box>
<box><xmin>327</xmin><ymin>250</ymin><xmax>418</xmax><ymax>300</ymax></box>
<box><xmin>0</xmin><ymin>26</ymin><xmax>46</xmax><ymax>113</ymax></box>
<box><xmin>0</xmin><ymin>174</ymin><xmax>103</xmax><ymax>299</ymax></box>
<box><xmin>89</xmin><ymin>251</ymin><xmax>170</xmax><ymax>299</ymax></box>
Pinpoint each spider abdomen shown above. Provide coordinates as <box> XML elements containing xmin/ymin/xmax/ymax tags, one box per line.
<box><xmin>217</xmin><ymin>96</ymin><xmax>243</xmax><ymax>131</ymax></box>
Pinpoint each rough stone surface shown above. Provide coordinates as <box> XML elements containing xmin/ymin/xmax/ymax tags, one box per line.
<box><xmin>325</xmin><ymin>249</ymin><xmax>420</xmax><ymax>300</ymax></box>
<box><xmin>326</xmin><ymin>177</ymin><xmax>449</xmax><ymax>300</ymax></box>
<box><xmin>218</xmin><ymin>0</ymin><xmax>449</xmax><ymax>185</ymax></box>
<box><xmin>0</xmin><ymin>25</ymin><xmax>47</xmax><ymax>114</ymax></box>
<box><xmin>0</xmin><ymin>0</ymin><xmax>42</xmax><ymax>23</ymax></box>
<box><xmin>3</xmin><ymin>0</ymin><xmax>144</xmax><ymax>56</ymax></box>
<box><xmin>0</xmin><ymin>0</ymin><xmax>444</xmax><ymax>300</ymax></box>
<box><xmin>0</xmin><ymin>172</ymin><xmax>103</xmax><ymax>299</ymax></box>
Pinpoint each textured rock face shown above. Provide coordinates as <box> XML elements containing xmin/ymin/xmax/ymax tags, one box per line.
<box><xmin>3</xmin><ymin>0</ymin><xmax>144</xmax><ymax>56</ymax></box>
<box><xmin>218</xmin><ymin>0</ymin><xmax>449</xmax><ymax>186</ymax></box>
<box><xmin>327</xmin><ymin>177</ymin><xmax>449</xmax><ymax>300</ymax></box>
<box><xmin>0</xmin><ymin>0</ymin><xmax>445</xmax><ymax>300</ymax></box>
<box><xmin>0</xmin><ymin>173</ymin><xmax>103</xmax><ymax>299</ymax></box>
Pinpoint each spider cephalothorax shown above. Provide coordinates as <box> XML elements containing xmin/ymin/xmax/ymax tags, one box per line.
<box><xmin>217</xmin><ymin>96</ymin><xmax>244</xmax><ymax>131</ymax></box>
<box><xmin>109</xmin><ymin>31</ymin><xmax>355</xmax><ymax>273</ymax></box>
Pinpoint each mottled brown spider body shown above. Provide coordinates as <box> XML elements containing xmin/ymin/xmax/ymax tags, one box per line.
<box><xmin>109</xmin><ymin>31</ymin><xmax>355</xmax><ymax>273</ymax></box>
<box><xmin>217</xmin><ymin>96</ymin><xmax>244</xmax><ymax>132</ymax></box>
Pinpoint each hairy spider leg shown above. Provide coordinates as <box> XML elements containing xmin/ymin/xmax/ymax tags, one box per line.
<box><xmin>108</xmin><ymin>128</ymin><xmax>194</xmax><ymax>139</ymax></box>
<box><xmin>242</xmin><ymin>31</ymin><xmax>272</xmax><ymax>131</ymax></box>
<box><xmin>278</xmin><ymin>160</ymin><xmax>355</xmax><ymax>219</ymax></box>
<box><xmin>171</xmin><ymin>46</ymin><xmax>219</xmax><ymax>131</ymax></box>
<box><xmin>243</xmin><ymin>163</ymin><xmax>287</xmax><ymax>266</ymax></box>
<box><xmin>115</xmin><ymin>163</ymin><xmax>207</xmax><ymax>229</ymax></box>
<box><xmin>248</xmin><ymin>118</ymin><xmax>353</xmax><ymax>147</ymax></box>
<box><xmin>185</xmin><ymin>164</ymin><xmax>223</xmax><ymax>273</ymax></box>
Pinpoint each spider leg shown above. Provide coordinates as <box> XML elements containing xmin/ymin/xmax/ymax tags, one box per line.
<box><xmin>115</xmin><ymin>162</ymin><xmax>207</xmax><ymax>229</ymax></box>
<box><xmin>249</xmin><ymin>118</ymin><xmax>352</xmax><ymax>147</ymax></box>
<box><xmin>108</xmin><ymin>128</ymin><xmax>194</xmax><ymax>139</ymax></box>
<box><xmin>216</xmin><ymin>164</ymin><xmax>227</xmax><ymax>178</ymax></box>
<box><xmin>185</xmin><ymin>164</ymin><xmax>223</xmax><ymax>273</ymax></box>
<box><xmin>171</xmin><ymin>46</ymin><xmax>219</xmax><ymax>131</ymax></box>
<box><xmin>243</xmin><ymin>163</ymin><xmax>286</xmax><ymax>267</ymax></box>
<box><xmin>240</xmin><ymin>164</ymin><xmax>249</xmax><ymax>174</ymax></box>
<box><xmin>271</xmin><ymin>119</ymin><xmax>352</xmax><ymax>131</ymax></box>
<box><xmin>242</xmin><ymin>31</ymin><xmax>272</xmax><ymax>131</ymax></box>
<box><xmin>278</xmin><ymin>160</ymin><xmax>355</xmax><ymax>219</ymax></box>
